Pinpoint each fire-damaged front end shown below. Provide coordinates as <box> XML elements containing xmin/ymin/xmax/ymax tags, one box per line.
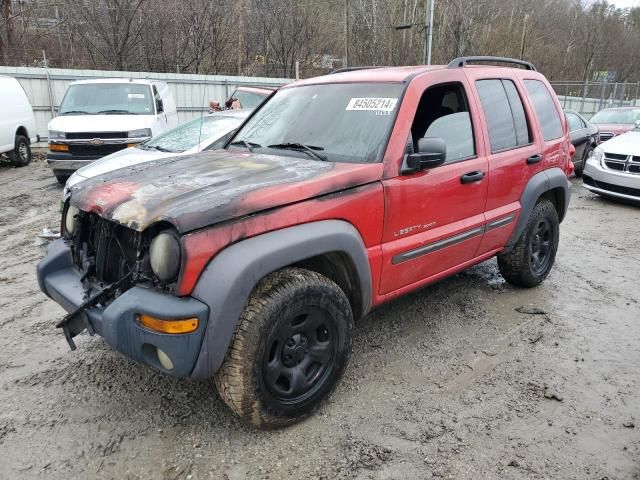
<box><xmin>37</xmin><ymin>203</ymin><xmax>209</xmax><ymax>377</ymax></box>
<box><xmin>37</xmin><ymin>149</ymin><xmax>383</xmax><ymax>378</ymax></box>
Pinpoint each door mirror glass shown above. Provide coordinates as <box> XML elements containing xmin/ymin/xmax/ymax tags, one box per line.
<box><xmin>156</xmin><ymin>98</ymin><xmax>164</xmax><ymax>113</ymax></box>
<box><xmin>403</xmin><ymin>137</ymin><xmax>446</xmax><ymax>173</ymax></box>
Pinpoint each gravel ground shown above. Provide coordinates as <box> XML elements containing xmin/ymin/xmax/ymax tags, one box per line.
<box><xmin>0</xmin><ymin>154</ymin><xmax>639</xmax><ymax>479</ymax></box>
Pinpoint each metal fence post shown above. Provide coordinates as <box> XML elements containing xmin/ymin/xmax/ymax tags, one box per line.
<box><xmin>579</xmin><ymin>80</ymin><xmax>587</xmax><ymax>114</ymax></box>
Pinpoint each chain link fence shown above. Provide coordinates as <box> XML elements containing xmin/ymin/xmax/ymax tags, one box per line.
<box><xmin>551</xmin><ymin>81</ymin><xmax>640</xmax><ymax>118</ymax></box>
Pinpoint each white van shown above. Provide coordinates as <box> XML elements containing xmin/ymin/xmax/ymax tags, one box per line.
<box><xmin>0</xmin><ymin>76</ymin><xmax>38</xmax><ymax>167</ymax></box>
<box><xmin>47</xmin><ymin>78</ymin><xmax>177</xmax><ymax>183</ymax></box>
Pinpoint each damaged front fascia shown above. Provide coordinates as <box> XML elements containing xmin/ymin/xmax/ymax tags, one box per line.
<box><xmin>69</xmin><ymin>149</ymin><xmax>383</xmax><ymax>234</ymax></box>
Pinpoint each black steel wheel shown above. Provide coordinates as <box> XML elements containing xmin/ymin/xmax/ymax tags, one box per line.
<box><xmin>215</xmin><ymin>267</ymin><xmax>353</xmax><ymax>428</ymax></box>
<box><xmin>498</xmin><ymin>199</ymin><xmax>559</xmax><ymax>287</ymax></box>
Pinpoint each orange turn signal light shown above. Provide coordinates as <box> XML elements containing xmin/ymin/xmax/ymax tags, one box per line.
<box><xmin>49</xmin><ymin>143</ymin><xmax>69</xmax><ymax>152</ymax></box>
<box><xmin>127</xmin><ymin>143</ymin><xmax>137</xmax><ymax>148</ymax></box>
<box><xmin>138</xmin><ymin>314</ymin><xmax>198</xmax><ymax>334</ymax></box>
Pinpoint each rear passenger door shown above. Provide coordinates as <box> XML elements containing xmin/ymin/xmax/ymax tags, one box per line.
<box><xmin>465</xmin><ymin>75</ymin><xmax>543</xmax><ymax>255</ymax></box>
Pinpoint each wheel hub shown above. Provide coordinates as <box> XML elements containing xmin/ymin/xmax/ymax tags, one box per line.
<box><xmin>282</xmin><ymin>334</ymin><xmax>308</xmax><ymax>367</ymax></box>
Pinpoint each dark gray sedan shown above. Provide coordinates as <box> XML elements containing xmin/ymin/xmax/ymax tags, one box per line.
<box><xmin>565</xmin><ymin>109</ymin><xmax>599</xmax><ymax>177</ymax></box>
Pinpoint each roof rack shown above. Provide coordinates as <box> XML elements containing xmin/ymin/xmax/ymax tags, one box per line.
<box><xmin>329</xmin><ymin>66</ymin><xmax>384</xmax><ymax>74</ymax></box>
<box><xmin>447</xmin><ymin>56</ymin><xmax>536</xmax><ymax>71</ymax></box>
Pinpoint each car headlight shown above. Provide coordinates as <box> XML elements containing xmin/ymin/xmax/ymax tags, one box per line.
<box><xmin>49</xmin><ymin>130</ymin><xmax>65</xmax><ymax>140</ymax></box>
<box><xmin>150</xmin><ymin>232</ymin><xmax>181</xmax><ymax>282</ymax></box>
<box><xmin>64</xmin><ymin>205</ymin><xmax>79</xmax><ymax>236</ymax></box>
<box><xmin>592</xmin><ymin>147</ymin><xmax>604</xmax><ymax>165</ymax></box>
<box><xmin>128</xmin><ymin>128</ymin><xmax>152</xmax><ymax>139</ymax></box>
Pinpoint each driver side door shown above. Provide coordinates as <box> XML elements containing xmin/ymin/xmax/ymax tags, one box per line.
<box><xmin>380</xmin><ymin>77</ymin><xmax>489</xmax><ymax>295</ymax></box>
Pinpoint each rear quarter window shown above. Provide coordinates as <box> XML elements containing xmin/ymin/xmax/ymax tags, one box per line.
<box><xmin>524</xmin><ymin>79</ymin><xmax>563</xmax><ymax>141</ymax></box>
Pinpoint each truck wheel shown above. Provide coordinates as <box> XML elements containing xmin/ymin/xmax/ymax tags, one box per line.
<box><xmin>497</xmin><ymin>199</ymin><xmax>559</xmax><ymax>288</ymax></box>
<box><xmin>54</xmin><ymin>172</ymin><xmax>70</xmax><ymax>185</ymax></box>
<box><xmin>8</xmin><ymin>135</ymin><xmax>31</xmax><ymax>167</ymax></box>
<box><xmin>214</xmin><ymin>267</ymin><xmax>353</xmax><ymax>428</ymax></box>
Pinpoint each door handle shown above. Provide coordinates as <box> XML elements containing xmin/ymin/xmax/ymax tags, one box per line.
<box><xmin>460</xmin><ymin>171</ymin><xmax>485</xmax><ymax>184</ymax></box>
<box><xmin>527</xmin><ymin>154</ymin><xmax>542</xmax><ymax>164</ymax></box>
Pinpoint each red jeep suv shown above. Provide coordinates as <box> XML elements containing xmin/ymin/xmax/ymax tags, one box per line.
<box><xmin>38</xmin><ymin>56</ymin><xmax>573</xmax><ymax>428</ymax></box>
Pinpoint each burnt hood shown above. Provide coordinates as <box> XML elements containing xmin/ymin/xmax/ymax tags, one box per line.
<box><xmin>70</xmin><ymin>149</ymin><xmax>383</xmax><ymax>233</ymax></box>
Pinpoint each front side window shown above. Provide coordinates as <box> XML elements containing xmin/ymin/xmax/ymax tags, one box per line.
<box><xmin>233</xmin><ymin>90</ymin><xmax>268</xmax><ymax>109</ymax></box>
<box><xmin>59</xmin><ymin>83</ymin><xmax>154</xmax><ymax>115</ymax></box>
<box><xmin>230</xmin><ymin>82</ymin><xmax>403</xmax><ymax>163</ymax></box>
<box><xmin>411</xmin><ymin>83</ymin><xmax>475</xmax><ymax>163</ymax></box>
<box><xmin>476</xmin><ymin>79</ymin><xmax>531</xmax><ymax>153</ymax></box>
<box><xmin>142</xmin><ymin>115</ymin><xmax>240</xmax><ymax>152</ymax></box>
<box><xmin>524</xmin><ymin>79</ymin><xmax>563</xmax><ymax>141</ymax></box>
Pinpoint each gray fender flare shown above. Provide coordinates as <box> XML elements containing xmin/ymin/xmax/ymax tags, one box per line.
<box><xmin>504</xmin><ymin>167</ymin><xmax>571</xmax><ymax>251</ymax></box>
<box><xmin>188</xmin><ymin>220</ymin><xmax>372</xmax><ymax>379</ymax></box>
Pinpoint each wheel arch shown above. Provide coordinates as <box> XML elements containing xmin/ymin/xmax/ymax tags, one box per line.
<box><xmin>503</xmin><ymin>167</ymin><xmax>571</xmax><ymax>252</ymax></box>
<box><xmin>188</xmin><ymin>220</ymin><xmax>372</xmax><ymax>379</ymax></box>
<box><xmin>15</xmin><ymin>125</ymin><xmax>29</xmax><ymax>140</ymax></box>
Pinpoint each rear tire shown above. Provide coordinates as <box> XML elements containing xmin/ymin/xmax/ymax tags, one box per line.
<box><xmin>498</xmin><ymin>199</ymin><xmax>559</xmax><ymax>288</ymax></box>
<box><xmin>214</xmin><ymin>267</ymin><xmax>353</xmax><ymax>429</ymax></box>
<box><xmin>54</xmin><ymin>172</ymin><xmax>70</xmax><ymax>185</ymax></box>
<box><xmin>8</xmin><ymin>135</ymin><xmax>31</xmax><ymax>167</ymax></box>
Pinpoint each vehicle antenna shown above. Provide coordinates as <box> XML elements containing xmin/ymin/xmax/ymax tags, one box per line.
<box><xmin>198</xmin><ymin>69</ymin><xmax>208</xmax><ymax>152</ymax></box>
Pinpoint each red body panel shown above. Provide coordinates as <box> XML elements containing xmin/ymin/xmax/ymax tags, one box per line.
<box><xmin>176</xmin><ymin>64</ymin><xmax>571</xmax><ymax>311</ymax></box>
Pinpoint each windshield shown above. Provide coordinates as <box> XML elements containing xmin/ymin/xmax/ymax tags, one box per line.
<box><xmin>590</xmin><ymin>109</ymin><xmax>640</xmax><ymax>125</ymax></box>
<box><xmin>229</xmin><ymin>83</ymin><xmax>403</xmax><ymax>163</ymax></box>
<box><xmin>143</xmin><ymin>115</ymin><xmax>241</xmax><ymax>152</ymax></box>
<box><xmin>59</xmin><ymin>83</ymin><xmax>154</xmax><ymax>115</ymax></box>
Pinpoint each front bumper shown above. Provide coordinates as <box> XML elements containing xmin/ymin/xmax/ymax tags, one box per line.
<box><xmin>583</xmin><ymin>157</ymin><xmax>640</xmax><ymax>202</ymax></box>
<box><xmin>47</xmin><ymin>137</ymin><xmax>149</xmax><ymax>173</ymax></box>
<box><xmin>36</xmin><ymin>239</ymin><xmax>209</xmax><ymax>377</ymax></box>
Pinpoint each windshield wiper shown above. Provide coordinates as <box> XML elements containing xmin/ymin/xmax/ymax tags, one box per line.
<box><xmin>60</xmin><ymin>110</ymin><xmax>90</xmax><ymax>115</ymax></box>
<box><xmin>144</xmin><ymin>145</ymin><xmax>176</xmax><ymax>152</ymax></box>
<box><xmin>268</xmin><ymin>142</ymin><xmax>328</xmax><ymax>161</ymax></box>
<box><xmin>97</xmin><ymin>109</ymin><xmax>134</xmax><ymax>115</ymax></box>
<box><xmin>229</xmin><ymin>140</ymin><xmax>261</xmax><ymax>152</ymax></box>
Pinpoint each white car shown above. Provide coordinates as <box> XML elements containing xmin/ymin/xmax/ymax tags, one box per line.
<box><xmin>583</xmin><ymin>125</ymin><xmax>640</xmax><ymax>203</ymax></box>
<box><xmin>64</xmin><ymin>109</ymin><xmax>251</xmax><ymax>199</ymax></box>
<box><xmin>48</xmin><ymin>78</ymin><xmax>178</xmax><ymax>184</ymax></box>
<box><xmin>0</xmin><ymin>76</ymin><xmax>38</xmax><ymax>166</ymax></box>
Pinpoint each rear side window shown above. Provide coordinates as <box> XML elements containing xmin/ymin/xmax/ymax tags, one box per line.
<box><xmin>524</xmin><ymin>79</ymin><xmax>563</xmax><ymax>141</ymax></box>
<box><xmin>475</xmin><ymin>79</ymin><xmax>531</xmax><ymax>153</ymax></box>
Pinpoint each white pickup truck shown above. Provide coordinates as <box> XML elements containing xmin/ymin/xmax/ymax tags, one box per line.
<box><xmin>47</xmin><ymin>78</ymin><xmax>178</xmax><ymax>183</ymax></box>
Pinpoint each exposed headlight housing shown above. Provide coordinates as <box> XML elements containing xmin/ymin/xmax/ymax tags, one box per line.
<box><xmin>127</xmin><ymin>128</ymin><xmax>152</xmax><ymax>139</ymax></box>
<box><xmin>149</xmin><ymin>231</ymin><xmax>181</xmax><ymax>282</ymax></box>
<box><xmin>49</xmin><ymin>130</ymin><xmax>65</xmax><ymax>140</ymax></box>
<box><xmin>64</xmin><ymin>205</ymin><xmax>79</xmax><ymax>237</ymax></box>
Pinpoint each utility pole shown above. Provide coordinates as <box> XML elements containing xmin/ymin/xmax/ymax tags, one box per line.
<box><xmin>344</xmin><ymin>0</ymin><xmax>349</xmax><ymax>68</ymax></box>
<box><xmin>425</xmin><ymin>0</ymin><xmax>435</xmax><ymax>65</ymax></box>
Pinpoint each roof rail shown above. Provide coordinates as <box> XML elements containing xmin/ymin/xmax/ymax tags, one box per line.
<box><xmin>447</xmin><ymin>56</ymin><xmax>536</xmax><ymax>71</ymax></box>
<box><xmin>329</xmin><ymin>66</ymin><xmax>384</xmax><ymax>74</ymax></box>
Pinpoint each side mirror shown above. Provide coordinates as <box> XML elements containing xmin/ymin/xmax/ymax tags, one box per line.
<box><xmin>402</xmin><ymin>137</ymin><xmax>446</xmax><ymax>173</ymax></box>
<box><xmin>156</xmin><ymin>98</ymin><xmax>164</xmax><ymax>113</ymax></box>
<box><xmin>635</xmin><ymin>119</ymin><xmax>640</xmax><ymax>127</ymax></box>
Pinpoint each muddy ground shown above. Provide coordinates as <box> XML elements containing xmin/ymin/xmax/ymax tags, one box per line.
<box><xmin>0</xmin><ymin>154</ymin><xmax>638</xmax><ymax>480</ymax></box>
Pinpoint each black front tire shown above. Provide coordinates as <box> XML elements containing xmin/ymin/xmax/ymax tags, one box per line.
<box><xmin>497</xmin><ymin>199</ymin><xmax>559</xmax><ymax>288</ymax></box>
<box><xmin>8</xmin><ymin>135</ymin><xmax>31</xmax><ymax>167</ymax></box>
<box><xmin>214</xmin><ymin>267</ymin><xmax>354</xmax><ymax>428</ymax></box>
<box><xmin>54</xmin><ymin>172</ymin><xmax>70</xmax><ymax>185</ymax></box>
<box><xmin>574</xmin><ymin>145</ymin><xmax>593</xmax><ymax>178</ymax></box>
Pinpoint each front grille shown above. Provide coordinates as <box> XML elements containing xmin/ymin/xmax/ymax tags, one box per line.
<box><xmin>605</xmin><ymin>160</ymin><xmax>625</xmax><ymax>171</ymax></box>
<box><xmin>73</xmin><ymin>212</ymin><xmax>141</xmax><ymax>285</ymax></box>
<box><xmin>630</xmin><ymin>165</ymin><xmax>640</xmax><ymax>174</ymax></box>
<box><xmin>584</xmin><ymin>175</ymin><xmax>640</xmax><ymax>198</ymax></box>
<box><xmin>66</xmin><ymin>132</ymin><xmax>127</xmax><ymax>140</ymax></box>
<box><xmin>606</xmin><ymin>153</ymin><xmax>627</xmax><ymax>161</ymax></box>
<box><xmin>599</xmin><ymin>132</ymin><xmax>614</xmax><ymax>142</ymax></box>
<box><xmin>69</xmin><ymin>144</ymin><xmax>128</xmax><ymax>157</ymax></box>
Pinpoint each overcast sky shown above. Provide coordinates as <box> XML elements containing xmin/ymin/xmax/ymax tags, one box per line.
<box><xmin>610</xmin><ymin>0</ymin><xmax>640</xmax><ymax>8</ymax></box>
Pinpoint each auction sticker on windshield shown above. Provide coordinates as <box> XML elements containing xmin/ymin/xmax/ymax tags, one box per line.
<box><xmin>346</xmin><ymin>98</ymin><xmax>398</xmax><ymax>112</ymax></box>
